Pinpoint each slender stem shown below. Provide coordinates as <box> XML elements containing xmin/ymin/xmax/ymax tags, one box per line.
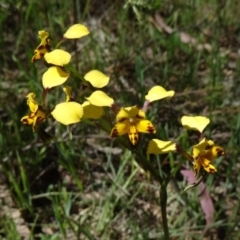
<box><xmin>176</xmin><ymin>144</ymin><xmax>194</xmax><ymax>162</ymax></box>
<box><xmin>42</xmin><ymin>88</ymin><xmax>48</xmax><ymax>107</ymax></box>
<box><xmin>55</xmin><ymin>38</ymin><xmax>65</xmax><ymax>49</ymax></box>
<box><xmin>159</xmin><ymin>147</ymin><xmax>190</xmax><ymax>240</ymax></box>
<box><xmin>111</xmin><ymin>103</ymin><xmax>119</xmax><ymax>114</ymax></box>
<box><xmin>142</xmin><ymin>100</ymin><xmax>150</xmax><ymax>113</ymax></box>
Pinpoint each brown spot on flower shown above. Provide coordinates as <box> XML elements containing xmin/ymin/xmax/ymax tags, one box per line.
<box><xmin>37</xmin><ymin>45</ymin><xmax>45</xmax><ymax>50</ymax></box>
<box><xmin>205</xmin><ymin>145</ymin><xmax>211</xmax><ymax>150</ymax></box>
<box><xmin>118</xmin><ymin>117</ymin><xmax>127</xmax><ymax>123</ymax></box>
<box><xmin>22</xmin><ymin>119</ymin><xmax>30</xmax><ymax>125</ymax></box>
<box><xmin>147</xmin><ymin>126</ymin><xmax>156</xmax><ymax>133</ymax></box>
<box><xmin>209</xmin><ymin>168</ymin><xmax>216</xmax><ymax>173</ymax></box>
<box><xmin>110</xmin><ymin>128</ymin><xmax>119</xmax><ymax>138</ymax></box>
<box><xmin>216</xmin><ymin>147</ymin><xmax>224</xmax><ymax>156</ymax></box>
<box><xmin>129</xmin><ymin>133</ymin><xmax>138</xmax><ymax>145</ymax></box>
<box><xmin>136</xmin><ymin>114</ymin><xmax>145</xmax><ymax>120</ymax></box>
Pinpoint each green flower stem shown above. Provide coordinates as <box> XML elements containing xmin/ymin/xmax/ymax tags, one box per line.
<box><xmin>158</xmin><ymin>148</ymin><xmax>190</xmax><ymax>240</ymax></box>
<box><xmin>77</xmin><ymin>84</ymin><xmax>88</xmax><ymax>101</ymax></box>
<box><xmin>65</xmin><ymin>63</ymin><xmax>86</xmax><ymax>83</ymax></box>
<box><xmin>176</xmin><ymin>144</ymin><xmax>194</xmax><ymax>162</ymax></box>
<box><xmin>42</xmin><ymin>88</ymin><xmax>48</xmax><ymax>107</ymax></box>
<box><xmin>98</xmin><ymin>116</ymin><xmax>167</xmax><ymax>236</ymax></box>
<box><xmin>55</xmin><ymin>38</ymin><xmax>65</xmax><ymax>49</ymax></box>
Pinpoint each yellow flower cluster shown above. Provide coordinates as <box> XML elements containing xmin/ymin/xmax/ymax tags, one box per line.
<box><xmin>21</xmin><ymin>24</ymin><xmax>112</xmax><ymax>131</ymax></box>
<box><xmin>147</xmin><ymin>115</ymin><xmax>224</xmax><ymax>177</ymax></box>
<box><xmin>21</xmin><ymin>22</ymin><xmax>224</xmax><ymax>181</ymax></box>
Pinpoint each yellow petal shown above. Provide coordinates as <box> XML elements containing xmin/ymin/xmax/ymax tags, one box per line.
<box><xmin>136</xmin><ymin>119</ymin><xmax>156</xmax><ymax>133</ymax></box>
<box><xmin>201</xmin><ymin>158</ymin><xmax>217</xmax><ymax>173</ymax></box>
<box><xmin>193</xmin><ymin>161</ymin><xmax>201</xmax><ymax>177</ymax></box>
<box><xmin>26</xmin><ymin>93</ymin><xmax>36</xmax><ymax>99</ymax></box>
<box><xmin>110</xmin><ymin>121</ymin><xmax>129</xmax><ymax>137</ymax></box>
<box><xmin>116</xmin><ymin>108</ymin><xmax>130</xmax><ymax>122</ymax></box>
<box><xmin>85</xmin><ymin>90</ymin><xmax>114</xmax><ymax>107</ymax></box>
<box><xmin>181</xmin><ymin>116</ymin><xmax>210</xmax><ymax>133</ymax></box>
<box><xmin>145</xmin><ymin>86</ymin><xmax>175</xmax><ymax>102</ymax></box>
<box><xmin>147</xmin><ymin>139</ymin><xmax>176</xmax><ymax>154</ymax></box>
<box><xmin>21</xmin><ymin>116</ymin><xmax>34</xmax><ymax>125</ymax></box>
<box><xmin>192</xmin><ymin>138</ymin><xmax>209</xmax><ymax>159</ymax></box>
<box><xmin>193</xmin><ymin>138</ymin><xmax>224</xmax><ymax>161</ymax></box>
<box><xmin>84</xmin><ymin>70</ymin><xmax>110</xmax><ymax>88</ymax></box>
<box><xmin>128</xmin><ymin>125</ymin><xmax>139</xmax><ymax>145</ymax></box>
<box><xmin>63</xmin><ymin>24</ymin><xmax>90</xmax><ymax>39</ymax></box>
<box><xmin>35</xmin><ymin>106</ymin><xmax>47</xmax><ymax>121</ymax></box>
<box><xmin>115</xmin><ymin>106</ymin><xmax>145</xmax><ymax>123</ymax></box>
<box><xmin>32</xmin><ymin>30</ymin><xmax>51</xmax><ymax>62</ymax></box>
<box><xmin>38</xmin><ymin>30</ymin><xmax>50</xmax><ymax>45</ymax></box>
<box><xmin>42</xmin><ymin>66</ymin><xmax>70</xmax><ymax>89</ymax></box>
<box><xmin>51</xmin><ymin>102</ymin><xmax>83</xmax><ymax>125</ymax></box>
<box><xmin>204</xmin><ymin>145</ymin><xmax>224</xmax><ymax>160</ymax></box>
<box><xmin>44</xmin><ymin>49</ymin><xmax>71</xmax><ymax>66</ymax></box>
<box><xmin>82</xmin><ymin>101</ymin><xmax>104</xmax><ymax>119</ymax></box>
<box><xmin>126</xmin><ymin>106</ymin><xmax>145</xmax><ymax>119</ymax></box>
<box><xmin>26</xmin><ymin>93</ymin><xmax>38</xmax><ymax>113</ymax></box>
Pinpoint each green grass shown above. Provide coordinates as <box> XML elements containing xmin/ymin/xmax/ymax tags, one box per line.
<box><xmin>1</xmin><ymin>0</ymin><xmax>240</xmax><ymax>239</ymax></box>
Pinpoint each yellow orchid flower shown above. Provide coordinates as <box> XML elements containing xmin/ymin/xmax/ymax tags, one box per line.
<box><xmin>32</xmin><ymin>30</ymin><xmax>51</xmax><ymax>62</ymax></box>
<box><xmin>21</xmin><ymin>93</ymin><xmax>47</xmax><ymax>131</ymax></box>
<box><xmin>110</xmin><ymin>106</ymin><xmax>156</xmax><ymax>145</ymax></box>
<box><xmin>192</xmin><ymin>138</ymin><xmax>224</xmax><ymax>176</ymax></box>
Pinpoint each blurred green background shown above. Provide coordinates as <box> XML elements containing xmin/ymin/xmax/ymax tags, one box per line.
<box><xmin>0</xmin><ymin>0</ymin><xmax>240</xmax><ymax>239</ymax></box>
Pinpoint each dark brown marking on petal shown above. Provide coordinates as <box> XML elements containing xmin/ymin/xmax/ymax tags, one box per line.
<box><xmin>37</xmin><ymin>45</ymin><xmax>45</xmax><ymax>50</ymax></box>
<box><xmin>29</xmin><ymin>112</ymin><xmax>35</xmax><ymax>118</ymax></box>
<box><xmin>22</xmin><ymin>119</ymin><xmax>30</xmax><ymax>125</ymax></box>
<box><xmin>118</xmin><ymin>117</ymin><xmax>127</xmax><ymax>123</ymax></box>
<box><xmin>110</xmin><ymin>128</ymin><xmax>119</xmax><ymax>138</ymax></box>
<box><xmin>37</xmin><ymin>116</ymin><xmax>45</xmax><ymax>124</ymax></box>
<box><xmin>129</xmin><ymin>133</ymin><xmax>138</xmax><ymax>145</ymax></box>
<box><xmin>209</xmin><ymin>168</ymin><xmax>216</xmax><ymax>173</ymax></box>
<box><xmin>147</xmin><ymin>125</ymin><xmax>156</xmax><ymax>133</ymax></box>
<box><xmin>136</xmin><ymin>114</ymin><xmax>145</xmax><ymax>119</ymax></box>
<box><xmin>46</xmin><ymin>45</ymin><xmax>51</xmax><ymax>52</ymax></box>
<box><xmin>216</xmin><ymin>147</ymin><xmax>224</xmax><ymax>156</ymax></box>
<box><xmin>205</xmin><ymin>145</ymin><xmax>211</xmax><ymax>150</ymax></box>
